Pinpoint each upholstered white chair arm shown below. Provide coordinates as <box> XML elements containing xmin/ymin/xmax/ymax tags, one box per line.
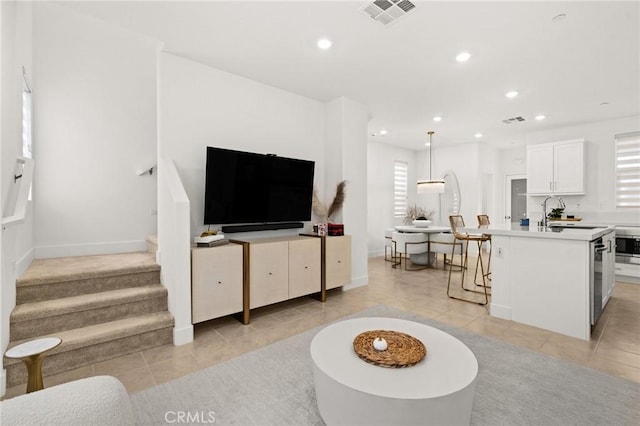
<box><xmin>0</xmin><ymin>376</ymin><xmax>134</xmax><ymax>426</ymax></box>
<box><xmin>392</xmin><ymin>232</ymin><xmax>428</xmax><ymax>255</ymax></box>
<box><xmin>429</xmin><ymin>232</ymin><xmax>464</xmax><ymax>254</ymax></box>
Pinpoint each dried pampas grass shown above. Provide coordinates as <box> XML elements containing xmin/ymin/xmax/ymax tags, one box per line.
<box><xmin>312</xmin><ymin>189</ymin><xmax>328</xmax><ymax>219</ymax></box>
<box><xmin>327</xmin><ymin>180</ymin><xmax>347</xmax><ymax>221</ymax></box>
<box><xmin>312</xmin><ymin>180</ymin><xmax>347</xmax><ymax>222</ymax></box>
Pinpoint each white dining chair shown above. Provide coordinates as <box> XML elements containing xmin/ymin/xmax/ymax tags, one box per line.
<box><xmin>428</xmin><ymin>231</ymin><xmax>464</xmax><ymax>270</ymax></box>
<box><xmin>391</xmin><ymin>231</ymin><xmax>429</xmax><ymax>271</ymax></box>
<box><xmin>384</xmin><ymin>228</ymin><xmax>395</xmax><ymax>262</ymax></box>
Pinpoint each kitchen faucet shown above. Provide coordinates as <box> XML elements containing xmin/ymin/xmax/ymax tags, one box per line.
<box><xmin>542</xmin><ymin>196</ymin><xmax>566</xmax><ymax>227</ymax></box>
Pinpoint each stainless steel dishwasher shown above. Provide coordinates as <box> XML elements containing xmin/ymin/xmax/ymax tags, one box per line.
<box><xmin>590</xmin><ymin>237</ymin><xmax>606</xmax><ymax>326</ymax></box>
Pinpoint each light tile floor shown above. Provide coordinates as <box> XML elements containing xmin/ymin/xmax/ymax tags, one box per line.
<box><xmin>3</xmin><ymin>256</ymin><xmax>639</xmax><ymax>399</ymax></box>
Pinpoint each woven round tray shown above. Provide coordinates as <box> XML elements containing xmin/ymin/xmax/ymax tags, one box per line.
<box><xmin>353</xmin><ymin>330</ymin><xmax>426</xmax><ymax>368</ymax></box>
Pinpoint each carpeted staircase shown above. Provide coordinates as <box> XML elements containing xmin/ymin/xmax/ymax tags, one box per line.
<box><xmin>4</xmin><ymin>250</ymin><xmax>173</xmax><ymax>388</ymax></box>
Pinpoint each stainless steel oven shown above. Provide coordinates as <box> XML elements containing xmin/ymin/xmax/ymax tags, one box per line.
<box><xmin>615</xmin><ymin>227</ymin><xmax>640</xmax><ymax>264</ymax></box>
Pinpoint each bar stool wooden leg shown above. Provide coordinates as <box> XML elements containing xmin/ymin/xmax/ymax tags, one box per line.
<box><xmin>474</xmin><ymin>239</ymin><xmax>492</xmax><ymax>287</ymax></box>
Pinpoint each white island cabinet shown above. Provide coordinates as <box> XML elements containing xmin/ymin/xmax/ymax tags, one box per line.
<box><xmin>484</xmin><ymin>224</ymin><xmax>615</xmax><ymax>341</ymax></box>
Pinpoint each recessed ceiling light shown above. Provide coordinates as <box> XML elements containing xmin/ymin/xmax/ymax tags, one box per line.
<box><xmin>505</xmin><ymin>91</ymin><xmax>519</xmax><ymax>99</ymax></box>
<box><xmin>535</xmin><ymin>115</ymin><xmax>546</xmax><ymax>121</ymax></box>
<box><xmin>433</xmin><ymin>116</ymin><xmax>442</xmax><ymax>122</ymax></box>
<box><xmin>600</xmin><ymin>102</ymin><xmax>610</xmax><ymax>106</ymax></box>
<box><xmin>474</xmin><ymin>133</ymin><xmax>483</xmax><ymax>138</ymax></box>
<box><xmin>379</xmin><ymin>130</ymin><xmax>388</xmax><ymax>136</ymax></box>
<box><xmin>456</xmin><ymin>52</ymin><xmax>471</xmax><ymax>63</ymax></box>
<box><xmin>317</xmin><ymin>38</ymin><xmax>332</xmax><ymax>50</ymax></box>
<box><xmin>371</xmin><ymin>133</ymin><xmax>377</xmax><ymax>137</ymax></box>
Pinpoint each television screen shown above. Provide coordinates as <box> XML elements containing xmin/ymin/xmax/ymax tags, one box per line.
<box><xmin>204</xmin><ymin>147</ymin><xmax>315</xmax><ymax>225</ymax></box>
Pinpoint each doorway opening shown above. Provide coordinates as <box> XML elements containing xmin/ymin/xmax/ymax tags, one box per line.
<box><xmin>505</xmin><ymin>174</ymin><xmax>527</xmax><ymax>224</ymax></box>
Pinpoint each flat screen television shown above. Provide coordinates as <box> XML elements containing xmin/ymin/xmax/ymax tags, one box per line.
<box><xmin>204</xmin><ymin>146</ymin><xmax>315</xmax><ymax>225</ymax></box>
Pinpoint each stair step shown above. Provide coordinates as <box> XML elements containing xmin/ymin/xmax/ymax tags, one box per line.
<box><xmin>17</xmin><ymin>252</ymin><xmax>160</xmax><ymax>304</ymax></box>
<box><xmin>147</xmin><ymin>234</ymin><xmax>158</xmax><ymax>255</ymax></box>
<box><xmin>10</xmin><ymin>285</ymin><xmax>168</xmax><ymax>341</ymax></box>
<box><xmin>4</xmin><ymin>312</ymin><xmax>174</xmax><ymax>388</ymax></box>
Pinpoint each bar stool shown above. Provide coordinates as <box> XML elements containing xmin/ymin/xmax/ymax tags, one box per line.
<box><xmin>384</xmin><ymin>228</ymin><xmax>395</xmax><ymax>262</ymax></box>
<box><xmin>475</xmin><ymin>214</ymin><xmax>492</xmax><ymax>285</ymax></box>
<box><xmin>447</xmin><ymin>215</ymin><xmax>490</xmax><ymax>305</ymax></box>
<box><xmin>391</xmin><ymin>231</ymin><xmax>429</xmax><ymax>271</ymax></box>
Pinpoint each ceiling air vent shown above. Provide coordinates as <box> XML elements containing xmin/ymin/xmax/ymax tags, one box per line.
<box><xmin>361</xmin><ymin>0</ymin><xmax>416</xmax><ymax>25</ymax></box>
<box><xmin>502</xmin><ymin>116</ymin><xmax>526</xmax><ymax>124</ymax></box>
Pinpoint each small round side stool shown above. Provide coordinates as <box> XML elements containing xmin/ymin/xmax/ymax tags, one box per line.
<box><xmin>5</xmin><ymin>337</ymin><xmax>62</xmax><ymax>393</ymax></box>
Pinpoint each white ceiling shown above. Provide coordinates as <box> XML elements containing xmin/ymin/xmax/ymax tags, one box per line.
<box><xmin>61</xmin><ymin>0</ymin><xmax>640</xmax><ymax>150</ymax></box>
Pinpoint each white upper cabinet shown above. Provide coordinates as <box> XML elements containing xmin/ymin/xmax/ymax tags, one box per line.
<box><xmin>527</xmin><ymin>139</ymin><xmax>585</xmax><ymax>195</ymax></box>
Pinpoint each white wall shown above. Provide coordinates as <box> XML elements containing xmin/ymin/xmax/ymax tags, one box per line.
<box><xmin>433</xmin><ymin>142</ymin><xmax>481</xmax><ymax>227</ymax></box>
<box><xmin>367</xmin><ymin>140</ymin><xmax>496</xmax><ymax>257</ymax></box>
<box><xmin>158</xmin><ymin>52</ymin><xmax>326</xmax><ymax>239</ymax></box>
<box><xmin>325</xmin><ymin>97</ymin><xmax>369</xmax><ymax>288</ymax></box>
<box><xmin>32</xmin><ymin>2</ymin><xmax>159</xmax><ymax>257</ymax></box>
<box><xmin>526</xmin><ymin>116</ymin><xmax>640</xmax><ymax>225</ymax></box>
<box><xmin>367</xmin><ymin>141</ymin><xmax>417</xmax><ymax>257</ymax></box>
<box><xmin>479</xmin><ymin>143</ymin><xmax>499</xmax><ymax>223</ymax></box>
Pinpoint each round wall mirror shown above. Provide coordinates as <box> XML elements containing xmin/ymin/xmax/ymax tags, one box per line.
<box><xmin>439</xmin><ymin>170</ymin><xmax>461</xmax><ymax>224</ymax></box>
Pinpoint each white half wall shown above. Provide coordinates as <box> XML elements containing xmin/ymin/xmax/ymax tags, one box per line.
<box><xmin>1</xmin><ymin>0</ymin><xmax>33</xmax><ymax>396</ymax></box>
<box><xmin>31</xmin><ymin>2</ymin><xmax>159</xmax><ymax>258</ymax></box>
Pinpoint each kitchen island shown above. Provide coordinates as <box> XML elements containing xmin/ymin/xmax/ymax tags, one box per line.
<box><xmin>482</xmin><ymin>224</ymin><xmax>616</xmax><ymax>341</ymax></box>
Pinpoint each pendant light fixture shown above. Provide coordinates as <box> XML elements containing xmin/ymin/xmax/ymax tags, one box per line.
<box><xmin>417</xmin><ymin>131</ymin><xmax>445</xmax><ymax>194</ymax></box>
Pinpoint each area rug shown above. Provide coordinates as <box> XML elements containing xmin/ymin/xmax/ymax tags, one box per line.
<box><xmin>131</xmin><ymin>305</ymin><xmax>640</xmax><ymax>425</ymax></box>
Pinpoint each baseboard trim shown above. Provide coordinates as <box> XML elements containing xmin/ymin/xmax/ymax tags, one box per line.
<box><xmin>490</xmin><ymin>303</ymin><xmax>512</xmax><ymax>320</ymax></box>
<box><xmin>173</xmin><ymin>324</ymin><xmax>194</xmax><ymax>345</ymax></box>
<box><xmin>16</xmin><ymin>248</ymin><xmax>35</xmax><ymax>277</ymax></box>
<box><xmin>343</xmin><ymin>275</ymin><xmax>368</xmax><ymax>291</ymax></box>
<box><xmin>34</xmin><ymin>240</ymin><xmax>147</xmax><ymax>259</ymax></box>
<box><xmin>368</xmin><ymin>249</ymin><xmax>385</xmax><ymax>258</ymax></box>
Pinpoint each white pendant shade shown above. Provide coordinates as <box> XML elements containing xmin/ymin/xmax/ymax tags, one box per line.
<box><xmin>417</xmin><ymin>131</ymin><xmax>444</xmax><ymax>194</ymax></box>
<box><xmin>417</xmin><ymin>179</ymin><xmax>445</xmax><ymax>194</ymax></box>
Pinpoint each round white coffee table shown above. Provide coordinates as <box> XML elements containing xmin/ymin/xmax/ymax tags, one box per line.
<box><xmin>5</xmin><ymin>337</ymin><xmax>62</xmax><ymax>393</ymax></box>
<box><xmin>310</xmin><ymin>318</ymin><xmax>477</xmax><ymax>426</ymax></box>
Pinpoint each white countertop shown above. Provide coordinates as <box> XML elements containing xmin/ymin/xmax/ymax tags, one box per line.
<box><xmin>468</xmin><ymin>223</ymin><xmax>616</xmax><ymax>241</ymax></box>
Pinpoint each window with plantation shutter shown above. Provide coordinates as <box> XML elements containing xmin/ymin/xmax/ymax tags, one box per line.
<box><xmin>394</xmin><ymin>161</ymin><xmax>408</xmax><ymax>217</ymax></box>
<box><xmin>615</xmin><ymin>131</ymin><xmax>640</xmax><ymax>208</ymax></box>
